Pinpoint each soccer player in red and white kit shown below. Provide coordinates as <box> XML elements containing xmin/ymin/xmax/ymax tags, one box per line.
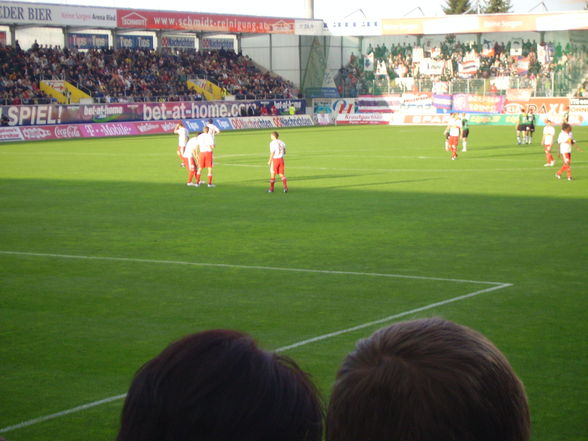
<box><xmin>541</xmin><ymin>119</ymin><xmax>556</xmax><ymax>167</ymax></box>
<box><xmin>183</xmin><ymin>134</ymin><xmax>199</xmax><ymax>186</ymax></box>
<box><xmin>196</xmin><ymin>126</ymin><xmax>216</xmax><ymax>187</ymax></box>
<box><xmin>174</xmin><ymin>121</ymin><xmax>189</xmax><ymax>167</ymax></box>
<box><xmin>206</xmin><ymin>119</ymin><xmax>220</xmax><ymax>141</ymax></box>
<box><xmin>445</xmin><ymin>113</ymin><xmax>462</xmax><ymax>160</ymax></box>
<box><xmin>555</xmin><ymin>123</ymin><xmax>582</xmax><ymax>181</ymax></box>
<box><xmin>267</xmin><ymin>131</ymin><xmax>288</xmax><ymax>193</ymax></box>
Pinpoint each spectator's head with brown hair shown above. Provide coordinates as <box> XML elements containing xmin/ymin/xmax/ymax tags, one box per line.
<box><xmin>117</xmin><ymin>329</ymin><xmax>323</xmax><ymax>441</ymax></box>
<box><xmin>327</xmin><ymin>318</ymin><xmax>530</xmax><ymax>441</ymax></box>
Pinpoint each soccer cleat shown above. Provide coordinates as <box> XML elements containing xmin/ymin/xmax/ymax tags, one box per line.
<box><xmin>267</xmin><ymin>189</ymin><xmax>274</xmax><ymax>193</ymax></box>
<box><xmin>567</xmin><ymin>177</ymin><xmax>573</xmax><ymax>181</ymax></box>
<box><xmin>194</xmin><ymin>183</ymin><xmax>200</xmax><ymax>187</ymax></box>
<box><xmin>207</xmin><ymin>184</ymin><xmax>216</xmax><ymax>188</ymax></box>
<box><xmin>186</xmin><ymin>182</ymin><xmax>195</xmax><ymax>187</ymax></box>
<box><xmin>550</xmin><ymin>161</ymin><xmax>555</xmax><ymax>166</ymax></box>
<box><xmin>283</xmin><ymin>188</ymin><xmax>288</xmax><ymax>193</ymax></box>
<box><xmin>544</xmin><ymin>163</ymin><xmax>551</xmax><ymax>167</ymax></box>
<box><xmin>555</xmin><ymin>174</ymin><xmax>561</xmax><ymax>180</ymax></box>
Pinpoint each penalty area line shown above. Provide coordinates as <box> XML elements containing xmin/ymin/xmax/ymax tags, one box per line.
<box><xmin>0</xmin><ymin>251</ymin><xmax>512</xmax><ymax>434</ymax></box>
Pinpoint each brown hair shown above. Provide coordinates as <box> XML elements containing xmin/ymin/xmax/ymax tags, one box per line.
<box><xmin>327</xmin><ymin>318</ymin><xmax>530</xmax><ymax>441</ymax></box>
<box><xmin>117</xmin><ymin>329</ymin><xmax>323</xmax><ymax>441</ymax></box>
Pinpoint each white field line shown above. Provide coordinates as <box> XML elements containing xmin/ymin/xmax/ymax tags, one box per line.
<box><xmin>216</xmin><ymin>162</ymin><xmax>588</xmax><ymax>173</ymax></box>
<box><xmin>0</xmin><ymin>250</ymin><xmax>512</xmax><ymax>434</ymax></box>
<box><xmin>0</xmin><ymin>250</ymin><xmax>507</xmax><ymax>286</ymax></box>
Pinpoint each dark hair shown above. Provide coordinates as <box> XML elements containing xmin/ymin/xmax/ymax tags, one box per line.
<box><xmin>327</xmin><ymin>318</ymin><xmax>530</xmax><ymax>441</ymax></box>
<box><xmin>208</xmin><ymin>119</ymin><xmax>213</xmax><ymax>124</ymax></box>
<box><xmin>562</xmin><ymin>123</ymin><xmax>571</xmax><ymax>131</ymax></box>
<box><xmin>117</xmin><ymin>329</ymin><xmax>323</xmax><ymax>441</ymax></box>
<box><xmin>272</xmin><ymin>131</ymin><xmax>279</xmax><ymax>138</ymax></box>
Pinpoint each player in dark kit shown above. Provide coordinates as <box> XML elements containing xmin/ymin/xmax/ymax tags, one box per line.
<box><xmin>524</xmin><ymin>109</ymin><xmax>536</xmax><ymax>144</ymax></box>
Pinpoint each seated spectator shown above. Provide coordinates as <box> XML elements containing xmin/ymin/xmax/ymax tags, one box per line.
<box><xmin>327</xmin><ymin>317</ymin><xmax>530</xmax><ymax>441</ymax></box>
<box><xmin>116</xmin><ymin>329</ymin><xmax>323</xmax><ymax>441</ymax></box>
<box><xmin>0</xmin><ymin>46</ymin><xmax>297</xmax><ymax>104</ymax></box>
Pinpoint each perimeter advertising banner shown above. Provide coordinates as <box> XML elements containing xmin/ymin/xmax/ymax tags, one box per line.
<box><xmin>452</xmin><ymin>94</ymin><xmax>505</xmax><ymax>113</ymax></box>
<box><xmin>116</xmin><ymin>9</ymin><xmax>295</xmax><ymax>34</ymax></box>
<box><xmin>312</xmin><ymin>98</ymin><xmax>357</xmax><ymax>115</ymax></box>
<box><xmin>0</xmin><ymin>2</ymin><xmax>116</xmax><ymax>27</ymax></box>
<box><xmin>0</xmin><ymin>30</ymin><xmax>6</xmax><ymax>45</ymax></box>
<box><xmin>0</xmin><ymin>115</ymin><xmax>316</xmax><ymax>142</ymax></box>
<box><xmin>503</xmin><ymin>97</ymin><xmax>569</xmax><ymax>115</ymax></box>
<box><xmin>570</xmin><ymin>97</ymin><xmax>588</xmax><ymax>114</ymax></box>
<box><xmin>0</xmin><ymin>99</ymin><xmax>306</xmax><ymax>127</ymax></box>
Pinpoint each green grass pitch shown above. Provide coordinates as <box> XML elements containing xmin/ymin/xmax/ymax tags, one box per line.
<box><xmin>1</xmin><ymin>124</ymin><xmax>587</xmax><ymax>441</ymax></box>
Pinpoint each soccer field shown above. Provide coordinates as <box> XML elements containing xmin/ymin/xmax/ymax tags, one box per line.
<box><xmin>1</xmin><ymin>125</ymin><xmax>587</xmax><ymax>441</ymax></box>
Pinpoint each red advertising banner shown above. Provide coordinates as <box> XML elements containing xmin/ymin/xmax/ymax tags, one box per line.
<box><xmin>0</xmin><ymin>31</ymin><xmax>6</xmax><ymax>45</ymax></box>
<box><xmin>116</xmin><ymin>9</ymin><xmax>295</xmax><ymax>34</ymax></box>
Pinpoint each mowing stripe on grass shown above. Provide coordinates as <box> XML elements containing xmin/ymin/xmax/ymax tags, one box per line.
<box><xmin>0</xmin><ymin>250</ymin><xmax>512</xmax><ymax>434</ymax></box>
<box><xmin>0</xmin><ymin>250</ymin><xmax>507</xmax><ymax>286</ymax></box>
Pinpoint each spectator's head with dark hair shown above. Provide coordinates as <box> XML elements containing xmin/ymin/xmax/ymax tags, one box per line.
<box><xmin>117</xmin><ymin>329</ymin><xmax>323</xmax><ymax>441</ymax></box>
<box><xmin>327</xmin><ymin>318</ymin><xmax>530</xmax><ymax>441</ymax></box>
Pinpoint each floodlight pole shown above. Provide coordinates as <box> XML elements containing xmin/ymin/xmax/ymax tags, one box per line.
<box><xmin>305</xmin><ymin>0</ymin><xmax>314</xmax><ymax>19</ymax></box>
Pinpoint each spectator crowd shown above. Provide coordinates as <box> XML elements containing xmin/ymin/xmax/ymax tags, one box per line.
<box><xmin>336</xmin><ymin>38</ymin><xmax>586</xmax><ymax>97</ymax></box>
<box><xmin>0</xmin><ymin>42</ymin><xmax>297</xmax><ymax>105</ymax></box>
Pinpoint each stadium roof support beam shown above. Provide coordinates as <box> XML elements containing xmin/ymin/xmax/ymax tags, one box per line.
<box><xmin>9</xmin><ymin>24</ymin><xmax>15</xmax><ymax>46</ymax></box>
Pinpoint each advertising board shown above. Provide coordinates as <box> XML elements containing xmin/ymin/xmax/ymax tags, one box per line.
<box><xmin>0</xmin><ymin>115</ymin><xmax>316</xmax><ymax>143</ymax></box>
<box><xmin>159</xmin><ymin>35</ymin><xmax>196</xmax><ymax>49</ymax></box>
<box><xmin>503</xmin><ymin>97</ymin><xmax>569</xmax><ymax>115</ymax></box>
<box><xmin>0</xmin><ymin>2</ymin><xmax>116</xmax><ymax>27</ymax></box>
<box><xmin>452</xmin><ymin>94</ymin><xmax>505</xmax><ymax>113</ymax></box>
<box><xmin>312</xmin><ymin>98</ymin><xmax>357</xmax><ymax>115</ymax></box>
<box><xmin>117</xmin><ymin>35</ymin><xmax>153</xmax><ymax>49</ymax></box>
<box><xmin>116</xmin><ymin>9</ymin><xmax>295</xmax><ymax>34</ymax></box>
<box><xmin>67</xmin><ymin>33</ymin><xmax>109</xmax><ymax>49</ymax></box>
<box><xmin>0</xmin><ymin>100</ymin><xmax>306</xmax><ymax>127</ymax></box>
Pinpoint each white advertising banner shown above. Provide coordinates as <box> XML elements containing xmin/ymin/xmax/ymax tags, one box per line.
<box><xmin>336</xmin><ymin>113</ymin><xmax>391</xmax><ymax>125</ymax></box>
<box><xmin>325</xmin><ymin>19</ymin><xmax>382</xmax><ymax>36</ymax></box>
<box><xmin>295</xmin><ymin>19</ymin><xmax>327</xmax><ymax>35</ymax></box>
<box><xmin>0</xmin><ymin>2</ymin><xmax>117</xmax><ymax>28</ymax></box>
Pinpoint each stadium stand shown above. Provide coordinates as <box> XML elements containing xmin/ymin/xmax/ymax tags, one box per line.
<box><xmin>0</xmin><ymin>45</ymin><xmax>298</xmax><ymax>105</ymax></box>
<box><xmin>335</xmin><ymin>39</ymin><xmax>587</xmax><ymax>97</ymax></box>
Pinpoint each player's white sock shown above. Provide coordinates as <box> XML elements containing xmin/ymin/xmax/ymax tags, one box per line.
<box><xmin>462</xmin><ymin>141</ymin><xmax>467</xmax><ymax>152</ymax></box>
<box><xmin>517</xmin><ymin>136</ymin><xmax>521</xmax><ymax>144</ymax></box>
